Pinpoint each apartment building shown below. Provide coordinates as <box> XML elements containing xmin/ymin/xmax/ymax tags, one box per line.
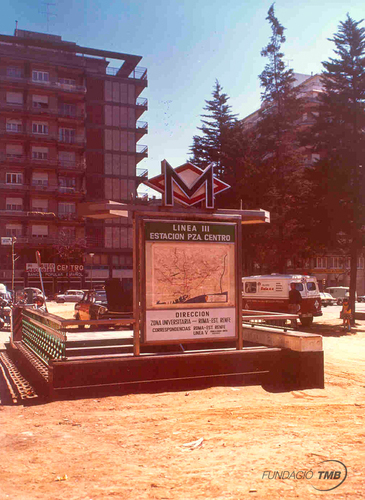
<box><xmin>242</xmin><ymin>73</ymin><xmax>365</xmax><ymax>294</ymax></box>
<box><xmin>0</xmin><ymin>28</ymin><xmax>147</xmax><ymax>294</ymax></box>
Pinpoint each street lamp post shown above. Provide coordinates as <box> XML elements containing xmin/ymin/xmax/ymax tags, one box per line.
<box><xmin>89</xmin><ymin>253</ymin><xmax>95</xmax><ymax>290</ymax></box>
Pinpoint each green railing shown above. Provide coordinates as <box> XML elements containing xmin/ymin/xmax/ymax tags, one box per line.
<box><xmin>21</xmin><ymin>308</ymin><xmax>67</xmax><ymax>364</ymax></box>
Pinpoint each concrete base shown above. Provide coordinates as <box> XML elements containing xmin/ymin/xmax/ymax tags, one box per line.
<box><xmin>7</xmin><ymin>339</ymin><xmax>324</xmax><ymax>400</ymax></box>
<box><xmin>242</xmin><ymin>325</ymin><xmax>323</xmax><ymax>352</ymax></box>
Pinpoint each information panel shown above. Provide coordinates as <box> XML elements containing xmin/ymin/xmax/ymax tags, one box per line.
<box><xmin>144</xmin><ymin>220</ymin><xmax>237</xmax><ymax>343</ymax></box>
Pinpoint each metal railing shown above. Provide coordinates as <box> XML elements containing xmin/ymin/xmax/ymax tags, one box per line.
<box><xmin>0</xmin><ymin>209</ymin><xmax>56</xmax><ymax>218</ymax></box>
<box><xmin>0</xmin><ymin>102</ymin><xmax>85</xmax><ymax>119</ymax></box>
<box><xmin>136</xmin><ymin>120</ymin><xmax>148</xmax><ymax>130</ymax></box>
<box><xmin>0</xmin><ymin>154</ymin><xmax>86</xmax><ymax>171</ymax></box>
<box><xmin>136</xmin><ymin>97</ymin><xmax>148</xmax><ymax>107</ymax></box>
<box><xmin>136</xmin><ymin>167</ymin><xmax>148</xmax><ymax>177</ymax></box>
<box><xmin>20</xmin><ymin>308</ymin><xmax>67</xmax><ymax>364</ymax></box>
<box><xmin>0</xmin><ymin>73</ymin><xmax>86</xmax><ymax>93</ymax></box>
<box><xmin>106</xmin><ymin>66</ymin><xmax>147</xmax><ymax>80</ymax></box>
<box><xmin>0</xmin><ymin>128</ymin><xmax>86</xmax><ymax>145</ymax></box>
<box><xmin>136</xmin><ymin>144</ymin><xmax>148</xmax><ymax>155</ymax></box>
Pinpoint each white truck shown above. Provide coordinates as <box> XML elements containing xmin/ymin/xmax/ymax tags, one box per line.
<box><xmin>325</xmin><ymin>286</ymin><xmax>355</xmax><ymax>305</ymax></box>
<box><xmin>242</xmin><ymin>274</ymin><xmax>322</xmax><ymax>327</ymax></box>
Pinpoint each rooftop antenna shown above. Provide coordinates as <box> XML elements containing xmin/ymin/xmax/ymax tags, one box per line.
<box><xmin>40</xmin><ymin>2</ymin><xmax>57</xmax><ymax>32</ymax></box>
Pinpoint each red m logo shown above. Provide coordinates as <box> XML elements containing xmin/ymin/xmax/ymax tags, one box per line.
<box><xmin>144</xmin><ymin>160</ymin><xmax>230</xmax><ymax>208</ymax></box>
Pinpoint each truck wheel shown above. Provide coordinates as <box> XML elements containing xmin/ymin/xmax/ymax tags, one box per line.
<box><xmin>300</xmin><ymin>317</ymin><xmax>313</xmax><ymax>327</ymax></box>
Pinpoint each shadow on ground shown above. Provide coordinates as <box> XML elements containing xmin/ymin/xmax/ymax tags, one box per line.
<box><xmin>298</xmin><ymin>322</ymin><xmax>362</xmax><ymax>337</ymax></box>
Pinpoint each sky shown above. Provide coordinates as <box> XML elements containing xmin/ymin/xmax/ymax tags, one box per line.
<box><xmin>2</xmin><ymin>0</ymin><xmax>365</xmax><ymax>192</ymax></box>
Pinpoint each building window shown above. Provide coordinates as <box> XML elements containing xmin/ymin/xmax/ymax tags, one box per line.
<box><xmin>59</xmin><ymin>177</ymin><xmax>76</xmax><ymax>193</ymax></box>
<box><xmin>32</xmin><ymin>95</ymin><xmax>49</xmax><ymax>109</ymax></box>
<box><xmin>31</xmin><ymin>224</ymin><xmax>48</xmax><ymax>238</ymax></box>
<box><xmin>59</xmin><ymin>103</ymin><xmax>76</xmax><ymax>116</ymax></box>
<box><xmin>59</xmin><ymin>128</ymin><xmax>75</xmax><ymax>143</ymax></box>
<box><xmin>358</xmin><ymin>257</ymin><xmax>364</xmax><ymax>269</ymax></box>
<box><xmin>59</xmin><ymin>77</ymin><xmax>76</xmax><ymax>86</ymax></box>
<box><xmin>6</xmin><ymin>92</ymin><xmax>23</xmax><ymax>105</ymax></box>
<box><xmin>32</xmin><ymin>147</ymin><xmax>49</xmax><ymax>160</ymax></box>
<box><xmin>6</xmin><ymin>224</ymin><xmax>22</xmax><ymax>237</ymax></box>
<box><xmin>32</xmin><ymin>172</ymin><xmax>48</xmax><ymax>186</ymax></box>
<box><xmin>58</xmin><ymin>202</ymin><xmax>76</xmax><ymax>216</ymax></box>
<box><xmin>6</xmin><ymin>197</ymin><xmax>23</xmax><ymax>211</ymax></box>
<box><xmin>6</xmin><ymin>173</ymin><xmax>23</xmax><ymax>184</ymax></box>
<box><xmin>6</xmin><ymin>119</ymin><xmax>22</xmax><ymax>132</ymax></box>
<box><xmin>7</xmin><ymin>67</ymin><xmax>22</xmax><ymax>78</ymax></box>
<box><xmin>315</xmin><ymin>257</ymin><xmax>326</xmax><ymax>269</ymax></box>
<box><xmin>32</xmin><ymin>198</ymin><xmax>48</xmax><ymax>212</ymax></box>
<box><xmin>32</xmin><ymin>71</ymin><xmax>49</xmax><ymax>83</ymax></box>
<box><xmin>58</xmin><ymin>151</ymin><xmax>75</xmax><ymax>166</ymax></box>
<box><xmin>328</xmin><ymin>257</ymin><xmax>343</xmax><ymax>269</ymax></box>
<box><xmin>32</xmin><ymin>122</ymin><xmax>48</xmax><ymax>135</ymax></box>
<box><xmin>6</xmin><ymin>145</ymin><xmax>23</xmax><ymax>159</ymax></box>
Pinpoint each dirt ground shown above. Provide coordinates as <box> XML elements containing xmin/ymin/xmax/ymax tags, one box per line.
<box><xmin>0</xmin><ymin>305</ymin><xmax>364</xmax><ymax>500</ymax></box>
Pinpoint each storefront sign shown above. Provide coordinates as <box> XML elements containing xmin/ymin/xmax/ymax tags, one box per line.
<box><xmin>26</xmin><ymin>263</ymin><xmax>84</xmax><ymax>277</ymax></box>
<box><xmin>144</xmin><ymin>220</ymin><xmax>237</xmax><ymax>343</ymax></box>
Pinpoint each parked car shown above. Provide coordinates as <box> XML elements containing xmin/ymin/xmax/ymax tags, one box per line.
<box><xmin>320</xmin><ymin>292</ymin><xmax>336</xmax><ymax>307</ymax></box>
<box><xmin>16</xmin><ymin>287</ymin><xmax>45</xmax><ymax>304</ymax></box>
<box><xmin>74</xmin><ymin>279</ymin><xmax>133</xmax><ymax>326</ymax></box>
<box><xmin>55</xmin><ymin>289</ymin><xmax>85</xmax><ymax>303</ymax></box>
<box><xmin>74</xmin><ymin>290</ymin><xmax>108</xmax><ymax>321</ymax></box>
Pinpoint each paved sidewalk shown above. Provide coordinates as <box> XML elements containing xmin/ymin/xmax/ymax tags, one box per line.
<box><xmin>0</xmin><ymin>329</ymin><xmax>11</xmax><ymax>350</ymax></box>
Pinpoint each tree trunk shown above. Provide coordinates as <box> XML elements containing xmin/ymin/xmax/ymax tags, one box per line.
<box><xmin>349</xmin><ymin>234</ymin><xmax>358</xmax><ymax>326</ymax></box>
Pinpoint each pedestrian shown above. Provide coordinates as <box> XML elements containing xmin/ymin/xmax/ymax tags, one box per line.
<box><xmin>340</xmin><ymin>297</ymin><xmax>352</xmax><ymax>332</ymax></box>
<box><xmin>289</xmin><ymin>282</ymin><xmax>302</xmax><ymax>328</ymax></box>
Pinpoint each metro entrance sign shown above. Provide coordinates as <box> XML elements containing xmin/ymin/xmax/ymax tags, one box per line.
<box><xmin>79</xmin><ymin>160</ymin><xmax>270</xmax><ymax>354</ymax></box>
<box><xmin>144</xmin><ymin>160</ymin><xmax>230</xmax><ymax>208</ymax></box>
<box><xmin>137</xmin><ymin>160</ymin><xmax>243</xmax><ymax>347</ymax></box>
<box><xmin>144</xmin><ymin>220</ymin><xmax>237</xmax><ymax>343</ymax></box>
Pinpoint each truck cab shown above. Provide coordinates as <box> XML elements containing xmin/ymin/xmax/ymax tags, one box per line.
<box><xmin>242</xmin><ymin>274</ymin><xmax>322</xmax><ymax>327</ymax></box>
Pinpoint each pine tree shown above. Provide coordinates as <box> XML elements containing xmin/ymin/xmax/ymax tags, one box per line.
<box><xmin>189</xmin><ymin>80</ymin><xmax>237</xmax><ymax>178</ymax></box>
<box><xmin>253</xmin><ymin>4</ymin><xmax>307</xmax><ymax>273</ymax></box>
<box><xmin>305</xmin><ymin>15</ymin><xmax>365</xmax><ymax>317</ymax></box>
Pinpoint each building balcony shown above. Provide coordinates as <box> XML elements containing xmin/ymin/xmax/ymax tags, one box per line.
<box><xmin>8</xmin><ymin>235</ymin><xmax>64</xmax><ymax>245</ymax></box>
<box><xmin>136</xmin><ymin>120</ymin><xmax>148</xmax><ymax>140</ymax></box>
<box><xmin>0</xmin><ymin>182</ymin><xmax>28</xmax><ymax>191</ymax></box>
<box><xmin>57</xmin><ymin>134</ymin><xmax>85</xmax><ymax>146</ymax></box>
<box><xmin>135</xmin><ymin>97</ymin><xmax>148</xmax><ymax>119</ymax></box>
<box><xmin>0</xmin><ymin>128</ymin><xmax>85</xmax><ymax>146</ymax></box>
<box><xmin>29</xmin><ymin>182</ymin><xmax>57</xmax><ymax>193</ymax></box>
<box><xmin>0</xmin><ymin>153</ymin><xmax>86</xmax><ymax>172</ymax></box>
<box><xmin>0</xmin><ymin>73</ymin><xmax>86</xmax><ymax>94</ymax></box>
<box><xmin>0</xmin><ymin>209</ymin><xmax>57</xmax><ymax>219</ymax></box>
<box><xmin>0</xmin><ymin>102</ymin><xmax>85</xmax><ymax>120</ymax></box>
<box><xmin>135</xmin><ymin>144</ymin><xmax>148</xmax><ymax>163</ymax></box>
<box><xmin>106</xmin><ymin>66</ymin><xmax>147</xmax><ymax>81</ymax></box>
<box><xmin>106</xmin><ymin>66</ymin><xmax>147</xmax><ymax>97</ymax></box>
<box><xmin>136</xmin><ymin>167</ymin><xmax>148</xmax><ymax>178</ymax></box>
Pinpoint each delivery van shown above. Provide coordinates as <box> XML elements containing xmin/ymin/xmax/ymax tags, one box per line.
<box><xmin>242</xmin><ymin>274</ymin><xmax>322</xmax><ymax>326</ymax></box>
<box><xmin>325</xmin><ymin>286</ymin><xmax>356</xmax><ymax>305</ymax></box>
